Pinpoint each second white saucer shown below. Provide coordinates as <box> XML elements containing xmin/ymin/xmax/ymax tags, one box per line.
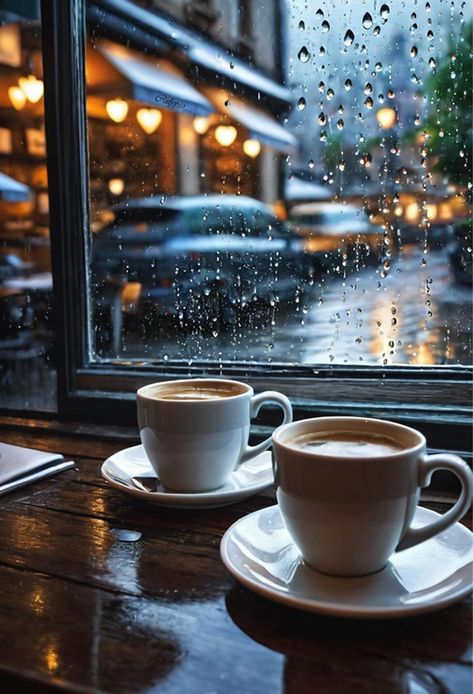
<box><xmin>220</xmin><ymin>504</ymin><xmax>473</xmax><ymax>619</ymax></box>
<box><xmin>101</xmin><ymin>444</ymin><xmax>273</xmax><ymax>509</ymax></box>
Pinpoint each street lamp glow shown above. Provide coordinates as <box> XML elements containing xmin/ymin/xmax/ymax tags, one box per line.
<box><xmin>243</xmin><ymin>139</ymin><xmax>261</xmax><ymax>158</ymax></box>
<box><xmin>136</xmin><ymin>108</ymin><xmax>162</xmax><ymax>134</ymax></box>
<box><xmin>108</xmin><ymin>178</ymin><xmax>125</xmax><ymax>195</ymax></box>
<box><xmin>405</xmin><ymin>202</ymin><xmax>419</xmax><ymax>222</ymax></box>
<box><xmin>376</xmin><ymin>107</ymin><xmax>397</xmax><ymax>130</ymax></box>
<box><xmin>18</xmin><ymin>74</ymin><xmax>44</xmax><ymax>103</ymax></box>
<box><xmin>215</xmin><ymin>125</ymin><xmax>237</xmax><ymax>147</ymax></box>
<box><xmin>193</xmin><ymin>116</ymin><xmax>210</xmax><ymax>134</ymax></box>
<box><xmin>106</xmin><ymin>98</ymin><xmax>129</xmax><ymax>123</ymax></box>
<box><xmin>8</xmin><ymin>86</ymin><xmax>26</xmax><ymax>110</ymax></box>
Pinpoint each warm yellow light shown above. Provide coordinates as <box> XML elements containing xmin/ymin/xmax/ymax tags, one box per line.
<box><xmin>108</xmin><ymin>178</ymin><xmax>125</xmax><ymax>195</ymax></box>
<box><xmin>438</xmin><ymin>202</ymin><xmax>453</xmax><ymax>221</ymax></box>
<box><xmin>193</xmin><ymin>116</ymin><xmax>210</xmax><ymax>134</ymax></box>
<box><xmin>8</xmin><ymin>85</ymin><xmax>26</xmax><ymax>110</ymax></box>
<box><xmin>215</xmin><ymin>125</ymin><xmax>237</xmax><ymax>147</ymax></box>
<box><xmin>405</xmin><ymin>202</ymin><xmax>419</xmax><ymax>222</ymax></box>
<box><xmin>376</xmin><ymin>107</ymin><xmax>397</xmax><ymax>130</ymax></box>
<box><xmin>136</xmin><ymin>108</ymin><xmax>162</xmax><ymax>134</ymax></box>
<box><xmin>18</xmin><ymin>74</ymin><xmax>43</xmax><ymax>103</ymax></box>
<box><xmin>106</xmin><ymin>98</ymin><xmax>129</xmax><ymax>123</ymax></box>
<box><xmin>426</xmin><ymin>204</ymin><xmax>438</xmax><ymax>221</ymax></box>
<box><xmin>121</xmin><ymin>282</ymin><xmax>142</xmax><ymax>304</ymax></box>
<box><xmin>393</xmin><ymin>205</ymin><xmax>403</xmax><ymax>217</ymax></box>
<box><xmin>243</xmin><ymin>139</ymin><xmax>261</xmax><ymax>158</ymax></box>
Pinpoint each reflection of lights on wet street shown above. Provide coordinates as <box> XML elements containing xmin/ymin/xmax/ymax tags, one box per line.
<box><xmin>44</xmin><ymin>641</ymin><xmax>59</xmax><ymax>673</ymax></box>
<box><xmin>114</xmin><ymin>245</ymin><xmax>471</xmax><ymax>367</ymax></box>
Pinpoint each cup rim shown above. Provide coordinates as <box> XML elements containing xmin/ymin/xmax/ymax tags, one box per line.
<box><xmin>137</xmin><ymin>377</ymin><xmax>252</xmax><ymax>403</ymax></box>
<box><xmin>272</xmin><ymin>416</ymin><xmax>426</xmax><ymax>461</ymax></box>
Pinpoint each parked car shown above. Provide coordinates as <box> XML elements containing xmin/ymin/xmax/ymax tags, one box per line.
<box><xmin>287</xmin><ymin>202</ymin><xmax>386</xmax><ymax>269</ymax></box>
<box><xmin>91</xmin><ymin>194</ymin><xmax>312</xmax><ymax>338</ymax></box>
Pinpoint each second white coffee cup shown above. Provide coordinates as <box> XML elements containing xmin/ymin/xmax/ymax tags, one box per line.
<box><xmin>137</xmin><ymin>378</ymin><xmax>292</xmax><ymax>492</ymax></box>
<box><xmin>272</xmin><ymin>416</ymin><xmax>472</xmax><ymax>576</ymax></box>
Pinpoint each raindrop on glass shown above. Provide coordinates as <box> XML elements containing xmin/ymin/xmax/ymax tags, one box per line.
<box><xmin>298</xmin><ymin>46</ymin><xmax>310</xmax><ymax>63</ymax></box>
<box><xmin>318</xmin><ymin>112</ymin><xmax>326</xmax><ymax>126</ymax></box>
<box><xmin>337</xmin><ymin>118</ymin><xmax>344</xmax><ymax>130</ymax></box>
<box><xmin>344</xmin><ymin>30</ymin><xmax>355</xmax><ymax>46</ymax></box>
<box><xmin>362</xmin><ymin>12</ymin><xmax>373</xmax><ymax>29</ymax></box>
<box><xmin>344</xmin><ymin>79</ymin><xmax>352</xmax><ymax>91</ymax></box>
<box><xmin>364</xmin><ymin>82</ymin><xmax>373</xmax><ymax>94</ymax></box>
<box><xmin>373</xmin><ymin>25</ymin><xmax>381</xmax><ymax>36</ymax></box>
<box><xmin>327</xmin><ymin>87</ymin><xmax>334</xmax><ymax>100</ymax></box>
<box><xmin>410</xmin><ymin>46</ymin><xmax>418</xmax><ymax>57</ymax></box>
<box><xmin>380</xmin><ymin>4</ymin><xmax>390</xmax><ymax>20</ymax></box>
<box><xmin>297</xmin><ymin>97</ymin><xmax>306</xmax><ymax>110</ymax></box>
<box><xmin>364</xmin><ymin>96</ymin><xmax>374</xmax><ymax>109</ymax></box>
<box><xmin>321</xmin><ymin>20</ymin><xmax>330</xmax><ymax>33</ymax></box>
<box><xmin>298</xmin><ymin>20</ymin><xmax>305</xmax><ymax>30</ymax></box>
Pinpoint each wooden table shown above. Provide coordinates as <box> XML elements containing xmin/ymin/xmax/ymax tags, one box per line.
<box><xmin>0</xmin><ymin>419</ymin><xmax>471</xmax><ymax>693</ymax></box>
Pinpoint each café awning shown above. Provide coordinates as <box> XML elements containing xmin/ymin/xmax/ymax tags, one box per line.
<box><xmin>0</xmin><ymin>172</ymin><xmax>31</xmax><ymax>202</ymax></box>
<box><xmin>90</xmin><ymin>0</ymin><xmax>293</xmax><ymax>106</ymax></box>
<box><xmin>214</xmin><ymin>95</ymin><xmax>296</xmax><ymax>152</ymax></box>
<box><xmin>88</xmin><ymin>41</ymin><xmax>213</xmax><ymax>116</ymax></box>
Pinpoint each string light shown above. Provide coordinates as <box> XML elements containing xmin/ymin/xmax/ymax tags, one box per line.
<box><xmin>136</xmin><ymin>108</ymin><xmax>162</xmax><ymax>134</ymax></box>
<box><xmin>8</xmin><ymin>86</ymin><xmax>26</xmax><ymax>110</ymax></box>
<box><xmin>193</xmin><ymin>116</ymin><xmax>210</xmax><ymax>134</ymax></box>
<box><xmin>215</xmin><ymin>125</ymin><xmax>237</xmax><ymax>147</ymax></box>
<box><xmin>105</xmin><ymin>98</ymin><xmax>129</xmax><ymax>123</ymax></box>
<box><xmin>18</xmin><ymin>75</ymin><xmax>44</xmax><ymax>103</ymax></box>
<box><xmin>243</xmin><ymin>139</ymin><xmax>261</xmax><ymax>158</ymax></box>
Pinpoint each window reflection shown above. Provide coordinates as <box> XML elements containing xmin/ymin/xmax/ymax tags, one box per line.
<box><xmin>0</xmin><ymin>3</ymin><xmax>55</xmax><ymax>410</ymax></box>
<box><xmin>87</xmin><ymin>0</ymin><xmax>471</xmax><ymax>368</ymax></box>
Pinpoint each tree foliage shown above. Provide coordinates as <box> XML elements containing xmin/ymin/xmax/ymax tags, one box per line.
<box><xmin>423</xmin><ymin>21</ymin><xmax>472</xmax><ymax>186</ymax></box>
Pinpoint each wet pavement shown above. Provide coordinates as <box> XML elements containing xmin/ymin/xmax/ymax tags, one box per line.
<box><xmin>119</xmin><ymin>243</ymin><xmax>472</xmax><ymax>367</ymax></box>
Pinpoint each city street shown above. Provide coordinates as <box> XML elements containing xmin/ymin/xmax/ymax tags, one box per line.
<box><xmin>121</xmin><ymin>242</ymin><xmax>472</xmax><ymax>368</ymax></box>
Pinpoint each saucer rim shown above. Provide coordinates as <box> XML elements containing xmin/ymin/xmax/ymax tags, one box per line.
<box><xmin>220</xmin><ymin>505</ymin><xmax>473</xmax><ymax>619</ymax></box>
<box><xmin>101</xmin><ymin>444</ymin><xmax>273</xmax><ymax>507</ymax></box>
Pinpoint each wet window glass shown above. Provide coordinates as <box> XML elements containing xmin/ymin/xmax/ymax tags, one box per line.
<box><xmin>86</xmin><ymin>0</ymin><xmax>470</xmax><ymax>369</ymax></box>
<box><xmin>0</xmin><ymin>2</ymin><xmax>55</xmax><ymax>410</ymax></box>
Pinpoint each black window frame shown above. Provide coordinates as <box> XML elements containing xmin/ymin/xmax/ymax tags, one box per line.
<box><xmin>25</xmin><ymin>0</ymin><xmax>472</xmax><ymax>451</ymax></box>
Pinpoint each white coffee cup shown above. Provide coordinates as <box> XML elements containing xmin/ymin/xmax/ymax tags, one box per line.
<box><xmin>137</xmin><ymin>378</ymin><xmax>292</xmax><ymax>492</ymax></box>
<box><xmin>272</xmin><ymin>416</ymin><xmax>473</xmax><ymax>577</ymax></box>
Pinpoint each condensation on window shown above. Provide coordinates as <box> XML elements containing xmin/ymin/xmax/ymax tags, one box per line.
<box><xmin>88</xmin><ymin>0</ymin><xmax>472</xmax><ymax>369</ymax></box>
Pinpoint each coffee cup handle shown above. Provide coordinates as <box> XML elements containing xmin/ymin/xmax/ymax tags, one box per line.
<box><xmin>396</xmin><ymin>454</ymin><xmax>473</xmax><ymax>552</ymax></box>
<box><xmin>239</xmin><ymin>391</ymin><xmax>293</xmax><ymax>464</ymax></box>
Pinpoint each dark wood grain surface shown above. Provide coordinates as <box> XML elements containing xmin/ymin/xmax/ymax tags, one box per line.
<box><xmin>0</xmin><ymin>422</ymin><xmax>471</xmax><ymax>693</ymax></box>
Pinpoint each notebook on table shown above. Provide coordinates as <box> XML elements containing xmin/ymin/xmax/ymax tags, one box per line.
<box><xmin>0</xmin><ymin>442</ymin><xmax>74</xmax><ymax>496</ymax></box>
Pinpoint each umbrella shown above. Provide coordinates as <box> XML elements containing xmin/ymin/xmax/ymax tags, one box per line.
<box><xmin>0</xmin><ymin>172</ymin><xmax>31</xmax><ymax>202</ymax></box>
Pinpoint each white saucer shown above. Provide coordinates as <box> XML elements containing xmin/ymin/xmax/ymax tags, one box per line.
<box><xmin>101</xmin><ymin>445</ymin><xmax>273</xmax><ymax>509</ymax></box>
<box><xmin>220</xmin><ymin>505</ymin><xmax>473</xmax><ymax>619</ymax></box>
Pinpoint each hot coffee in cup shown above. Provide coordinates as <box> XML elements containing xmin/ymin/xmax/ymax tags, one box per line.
<box><xmin>272</xmin><ymin>417</ymin><xmax>472</xmax><ymax>577</ymax></box>
<box><xmin>137</xmin><ymin>378</ymin><xmax>292</xmax><ymax>493</ymax></box>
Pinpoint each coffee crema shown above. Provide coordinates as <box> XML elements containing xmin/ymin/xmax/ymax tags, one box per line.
<box><xmin>149</xmin><ymin>381</ymin><xmax>246</xmax><ymax>402</ymax></box>
<box><xmin>289</xmin><ymin>431</ymin><xmax>404</xmax><ymax>457</ymax></box>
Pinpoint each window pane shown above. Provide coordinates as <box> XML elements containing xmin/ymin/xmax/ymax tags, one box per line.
<box><xmin>87</xmin><ymin>0</ymin><xmax>471</xmax><ymax>368</ymax></box>
<box><xmin>0</xmin><ymin>2</ymin><xmax>55</xmax><ymax>410</ymax></box>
